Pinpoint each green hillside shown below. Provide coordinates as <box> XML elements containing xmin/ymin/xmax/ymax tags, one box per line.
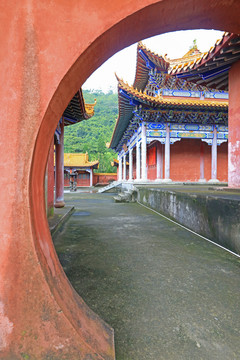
<box><xmin>64</xmin><ymin>90</ymin><xmax>118</xmax><ymax>173</ymax></box>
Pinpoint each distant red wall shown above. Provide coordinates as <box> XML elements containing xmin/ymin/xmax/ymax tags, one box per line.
<box><xmin>64</xmin><ymin>174</ymin><xmax>68</xmax><ymax>187</ymax></box>
<box><xmin>147</xmin><ymin>145</ymin><xmax>157</xmax><ymax>180</ymax></box>
<box><xmin>77</xmin><ymin>178</ymin><xmax>90</xmax><ymax>186</ymax></box>
<box><xmin>64</xmin><ymin>171</ymin><xmax>90</xmax><ymax>187</ymax></box>
<box><xmin>77</xmin><ymin>173</ymin><xmax>90</xmax><ymax>187</ymax></box>
<box><xmin>93</xmin><ymin>173</ymin><xmax>117</xmax><ymax>185</ymax></box>
<box><xmin>64</xmin><ymin>172</ymin><xmax>117</xmax><ymax>186</ymax></box>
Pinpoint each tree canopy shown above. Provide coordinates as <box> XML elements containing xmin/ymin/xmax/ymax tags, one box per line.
<box><xmin>64</xmin><ymin>89</ymin><xmax>118</xmax><ymax>173</ymax></box>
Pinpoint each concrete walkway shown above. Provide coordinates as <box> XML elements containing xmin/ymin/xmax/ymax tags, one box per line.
<box><xmin>52</xmin><ymin>191</ymin><xmax>240</xmax><ymax>360</ymax></box>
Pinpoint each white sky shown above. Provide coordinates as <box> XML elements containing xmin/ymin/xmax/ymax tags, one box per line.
<box><xmin>82</xmin><ymin>29</ymin><xmax>224</xmax><ymax>93</ymax></box>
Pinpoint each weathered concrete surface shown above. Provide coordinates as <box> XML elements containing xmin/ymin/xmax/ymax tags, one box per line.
<box><xmin>137</xmin><ymin>185</ymin><xmax>240</xmax><ymax>255</ymax></box>
<box><xmin>53</xmin><ymin>192</ymin><xmax>240</xmax><ymax>360</ymax></box>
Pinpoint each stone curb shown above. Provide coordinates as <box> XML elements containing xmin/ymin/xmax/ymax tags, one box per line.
<box><xmin>50</xmin><ymin>206</ymin><xmax>75</xmax><ymax>235</ymax></box>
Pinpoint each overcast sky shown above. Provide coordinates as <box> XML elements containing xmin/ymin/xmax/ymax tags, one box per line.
<box><xmin>82</xmin><ymin>29</ymin><xmax>224</xmax><ymax>93</ymax></box>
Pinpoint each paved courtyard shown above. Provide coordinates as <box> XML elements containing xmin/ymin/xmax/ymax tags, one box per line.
<box><xmin>52</xmin><ymin>191</ymin><xmax>240</xmax><ymax>360</ymax></box>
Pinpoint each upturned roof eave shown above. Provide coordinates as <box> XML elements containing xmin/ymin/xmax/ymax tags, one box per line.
<box><xmin>169</xmin><ymin>32</ymin><xmax>234</xmax><ymax>75</ymax></box>
<box><xmin>133</xmin><ymin>42</ymin><xmax>169</xmax><ymax>91</ymax></box>
<box><xmin>168</xmin><ymin>32</ymin><xmax>240</xmax><ymax>90</ymax></box>
<box><xmin>63</xmin><ymin>88</ymin><xmax>97</xmax><ymax>125</ymax></box>
<box><xmin>110</xmin><ymin>83</ymin><xmax>135</xmax><ymax>150</ymax></box>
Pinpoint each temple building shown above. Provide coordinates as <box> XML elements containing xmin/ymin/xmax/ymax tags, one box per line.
<box><xmin>63</xmin><ymin>153</ymin><xmax>99</xmax><ymax>188</ymax></box>
<box><xmin>110</xmin><ymin>37</ymin><xmax>230</xmax><ymax>183</ymax></box>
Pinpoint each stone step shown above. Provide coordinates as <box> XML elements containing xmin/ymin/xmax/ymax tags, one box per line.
<box><xmin>113</xmin><ymin>189</ymin><xmax>137</xmax><ymax>203</ymax></box>
<box><xmin>98</xmin><ymin>181</ymin><xmax>121</xmax><ymax>193</ymax></box>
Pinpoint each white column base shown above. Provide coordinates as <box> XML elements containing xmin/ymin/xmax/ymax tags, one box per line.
<box><xmin>154</xmin><ymin>178</ymin><xmax>170</xmax><ymax>183</ymax></box>
<box><xmin>161</xmin><ymin>178</ymin><xmax>172</xmax><ymax>183</ymax></box>
<box><xmin>134</xmin><ymin>178</ymin><xmax>149</xmax><ymax>183</ymax></box>
<box><xmin>208</xmin><ymin>179</ymin><xmax>220</xmax><ymax>184</ymax></box>
<box><xmin>198</xmin><ymin>178</ymin><xmax>207</xmax><ymax>183</ymax></box>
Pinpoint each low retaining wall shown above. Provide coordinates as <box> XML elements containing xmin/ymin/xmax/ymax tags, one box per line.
<box><xmin>137</xmin><ymin>187</ymin><xmax>240</xmax><ymax>255</ymax></box>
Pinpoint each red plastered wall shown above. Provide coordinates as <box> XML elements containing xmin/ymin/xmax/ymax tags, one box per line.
<box><xmin>199</xmin><ymin>141</ymin><xmax>227</xmax><ymax>182</ymax></box>
<box><xmin>204</xmin><ymin>143</ymin><xmax>212</xmax><ymax>181</ymax></box>
<box><xmin>217</xmin><ymin>142</ymin><xmax>228</xmax><ymax>182</ymax></box>
<box><xmin>93</xmin><ymin>173</ymin><xmax>117</xmax><ymax>185</ymax></box>
<box><xmin>147</xmin><ymin>145</ymin><xmax>157</xmax><ymax>180</ymax></box>
<box><xmin>170</xmin><ymin>139</ymin><xmax>201</xmax><ymax>181</ymax></box>
<box><xmin>133</xmin><ymin>154</ymin><xmax>136</xmax><ymax>179</ymax></box>
<box><xmin>169</xmin><ymin>139</ymin><xmax>227</xmax><ymax>182</ymax></box>
<box><xmin>64</xmin><ymin>171</ymin><xmax>90</xmax><ymax>186</ymax></box>
<box><xmin>76</xmin><ymin>177</ymin><xmax>90</xmax><ymax>187</ymax></box>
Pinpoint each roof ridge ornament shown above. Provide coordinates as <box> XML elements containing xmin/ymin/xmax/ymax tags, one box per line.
<box><xmin>115</xmin><ymin>72</ymin><xmax>120</xmax><ymax>81</ymax></box>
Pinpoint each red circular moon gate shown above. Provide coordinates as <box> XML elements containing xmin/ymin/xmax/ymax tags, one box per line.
<box><xmin>1</xmin><ymin>1</ymin><xmax>240</xmax><ymax>358</ymax></box>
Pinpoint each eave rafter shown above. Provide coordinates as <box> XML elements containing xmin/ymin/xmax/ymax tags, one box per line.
<box><xmin>63</xmin><ymin>88</ymin><xmax>96</xmax><ymax>126</ymax></box>
<box><xmin>133</xmin><ymin>42</ymin><xmax>169</xmax><ymax>92</ymax></box>
<box><xmin>170</xmin><ymin>32</ymin><xmax>240</xmax><ymax>91</ymax></box>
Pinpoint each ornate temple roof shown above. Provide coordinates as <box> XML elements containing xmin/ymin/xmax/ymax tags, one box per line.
<box><xmin>110</xmin><ymin>34</ymin><xmax>234</xmax><ymax>151</ymax></box>
<box><xmin>167</xmin><ymin>47</ymin><xmax>203</xmax><ymax>69</ymax></box>
<box><xmin>55</xmin><ymin>88</ymin><xmax>96</xmax><ymax>144</ymax></box>
<box><xmin>168</xmin><ymin>32</ymin><xmax>240</xmax><ymax>90</ymax></box>
<box><xmin>111</xmin><ymin>159</ymin><xmax>119</xmax><ymax>167</ymax></box>
<box><xmin>118</xmin><ymin>78</ymin><xmax>227</xmax><ymax>109</ymax></box>
<box><xmin>133</xmin><ymin>33</ymin><xmax>240</xmax><ymax>92</ymax></box>
<box><xmin>111</xmin><ymin>159</ymin><xmax>129</xmax><ymax>167</ymax></box>
<box><xmin>133</xmin><ymin>42</ymin><xmax>169</xmax><ymax>91</ymax></box>
<box><xmin>63</xmin><ymin>88</ymin><xmax>96</xmax><ymax>126</ymax></box>
<box><xmin>133</xmin><ymin>42</ymin><xmax>214</xmax><ymax>93</ymax></box>
<box><xmin>110</xmin><ymin>77</ymin><xmax>228</xmax><ymax>150</ymax></box>
<box><xmin>64</xmin><ymin>153</ymin><xmax>99</xmax><ymax>169</ymax></box>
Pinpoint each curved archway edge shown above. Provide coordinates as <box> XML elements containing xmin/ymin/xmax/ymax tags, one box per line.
<box><xmin>1</xmin><ymin>1</ymin><xmax>240</xmax><ymax>358</ymax></box>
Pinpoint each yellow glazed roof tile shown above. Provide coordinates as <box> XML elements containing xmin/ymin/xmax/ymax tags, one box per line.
<box><xmin>168</xmin><ymin>32</ymin><xmax>236</xmax><ymax>75</ymax></box>
<box><xmin>64</xmin><ymin>153</ymin><xmax>99</xmax><ymax>167</ymax></box>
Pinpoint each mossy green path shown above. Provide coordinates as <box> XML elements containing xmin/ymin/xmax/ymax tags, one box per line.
<box><xmin>53</xmin><ymin>192</ymin><xmax>240</xmax><ymax>360</ymax></box>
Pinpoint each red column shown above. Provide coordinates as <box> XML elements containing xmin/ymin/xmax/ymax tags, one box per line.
<box><xmin>55</xmin><ymin>119</ymin><xmax>65</xmax><ymax>207</ymax></box>
<box><xmin>47</xmin><ymin>138</ymin><xmax>54</xmax><ymax>216</ymax></box>
<box><xmin>229</xmin><ymin>60</ymin><xmax>240</xmax><ymax>187</ymax></box>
